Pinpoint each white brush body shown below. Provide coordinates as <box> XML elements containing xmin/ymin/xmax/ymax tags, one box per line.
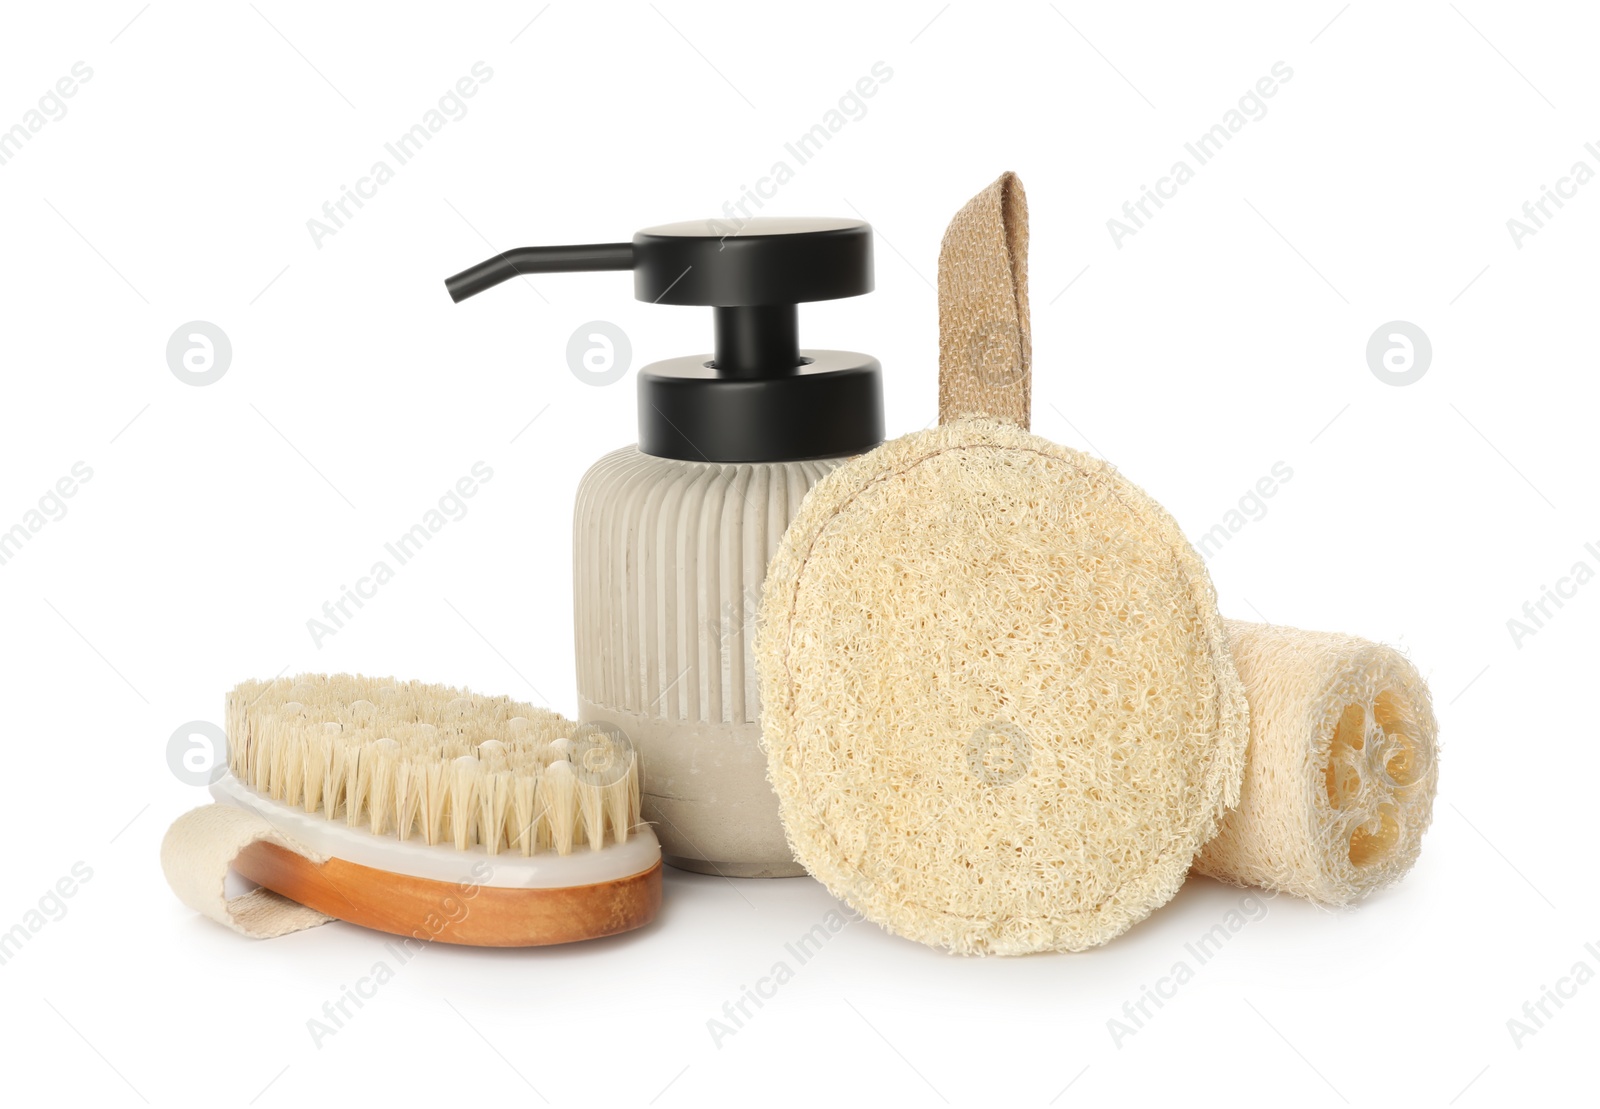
<box><xmin>212</xmin><ymin>773</ymin><xmax>660</xmax><ymax>888</ymax></box>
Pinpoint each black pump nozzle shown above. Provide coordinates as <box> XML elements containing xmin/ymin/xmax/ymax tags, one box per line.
<box><xmin>445</xmin><ymin>243</ymin><xmax>635</xmax><ymax>303</ymax></box>
<box><xmin>444</xmin><ymin>217</ymin><xmax>882</xmax><ymax>462</ymax></box>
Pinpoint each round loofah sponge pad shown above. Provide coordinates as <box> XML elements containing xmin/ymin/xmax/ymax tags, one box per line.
<box><xmin>756</xmin><ymin>418</ymin><xmax>1250</xmax><ymax>955</ymax></box>
<box><xmin>1193</xmin><ymin>620</ymin><xmax>1439</xmax><ymax>904</ymax></box>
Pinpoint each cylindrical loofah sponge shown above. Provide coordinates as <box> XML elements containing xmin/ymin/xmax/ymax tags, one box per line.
<box><xmin>1192</xmin><ymin>620</ymin><xmax>1439</xmax><ymax>904</ymax></box>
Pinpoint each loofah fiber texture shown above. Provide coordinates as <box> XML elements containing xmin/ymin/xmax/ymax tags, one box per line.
<box><xmin>1193</xmin><ymin>621</ymin><xmax>1439</xmax><ymax>904</ymax></box>
<box><xmin>227</xmin><ymin>674</ymin><xmax>641</xmax><ymax>856</ymax></box>
<box><xmin>757</xmin><ymin>418</ymin><xmax>1249</xmax><ymax>955</ymax></box>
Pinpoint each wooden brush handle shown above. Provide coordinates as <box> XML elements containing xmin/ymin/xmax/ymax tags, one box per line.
<box><xmin>232</xmin><ymin>842</ymin><xmax>662</xmax><ymax>947</ymax></box>
<box><xmin>163</xmin><ymin>803</ymin><xmax>662</xmax><ymax>946</ymax></box>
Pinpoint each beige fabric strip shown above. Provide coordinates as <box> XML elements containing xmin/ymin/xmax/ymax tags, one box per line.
<box><xmin>161</xmin><ymin>804</ymin><xmax>333</xmax><ymax>939</ymax></box>
<box><xmin>938</xmin><ymin>171</ymin><xmax>1032</xmax><ymax>429</ymax></box>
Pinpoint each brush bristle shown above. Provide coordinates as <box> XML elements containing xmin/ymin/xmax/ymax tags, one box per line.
<box><xmin>226</xmin><ymin>674</ymin><xmax>641</xmax><ymax>856</ymax></box>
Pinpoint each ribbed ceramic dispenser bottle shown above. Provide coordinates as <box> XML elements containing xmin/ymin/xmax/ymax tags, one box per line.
<box><xmin>446</xmin><ymin>218</ymin><xmax>883</xmax><ymax>876</ymax></box>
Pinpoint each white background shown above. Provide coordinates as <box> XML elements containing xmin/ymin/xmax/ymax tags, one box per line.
<box><xmin>1</xmin><ymin>1</ymin><xmax>1594</xmax><ymax>1105</ymax></box>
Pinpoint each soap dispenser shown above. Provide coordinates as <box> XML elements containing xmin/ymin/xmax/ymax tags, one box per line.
<box><xmin>447</xmin><ymin>218</ymin><xmax>883</xmax><ymax>876</ymax></box>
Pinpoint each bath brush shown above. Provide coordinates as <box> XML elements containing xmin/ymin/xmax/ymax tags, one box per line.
<box><xmin>161</xmin><ymin>675</ymin><xmax>661</xmax><ymax>946</ymax></box>
<box><xmin>1193</xmin><ymin>621</ymin><xmax>1439</xmax><ymax>904</ymax></box>
<box><xmin>755</xmin><ymin>173</ymin><xmax>1249</xmax><ymax>955</ymax></box>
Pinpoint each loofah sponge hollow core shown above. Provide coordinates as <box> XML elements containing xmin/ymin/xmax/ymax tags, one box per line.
<box><xmin>757</xmin><ymin>418</ymin><xmax>1249</xmax><ymax>955</ymax></box>
<box><xmin>1192</xmin><ymin>621</ymin><xmax>1439</xmax><ymax>904</ymax></box>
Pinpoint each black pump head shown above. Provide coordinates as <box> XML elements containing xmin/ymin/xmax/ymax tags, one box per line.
<box><xmin>445</xmin><ymin>217</ymin><xmax>884</xmax><ymax>463</ymax></box>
